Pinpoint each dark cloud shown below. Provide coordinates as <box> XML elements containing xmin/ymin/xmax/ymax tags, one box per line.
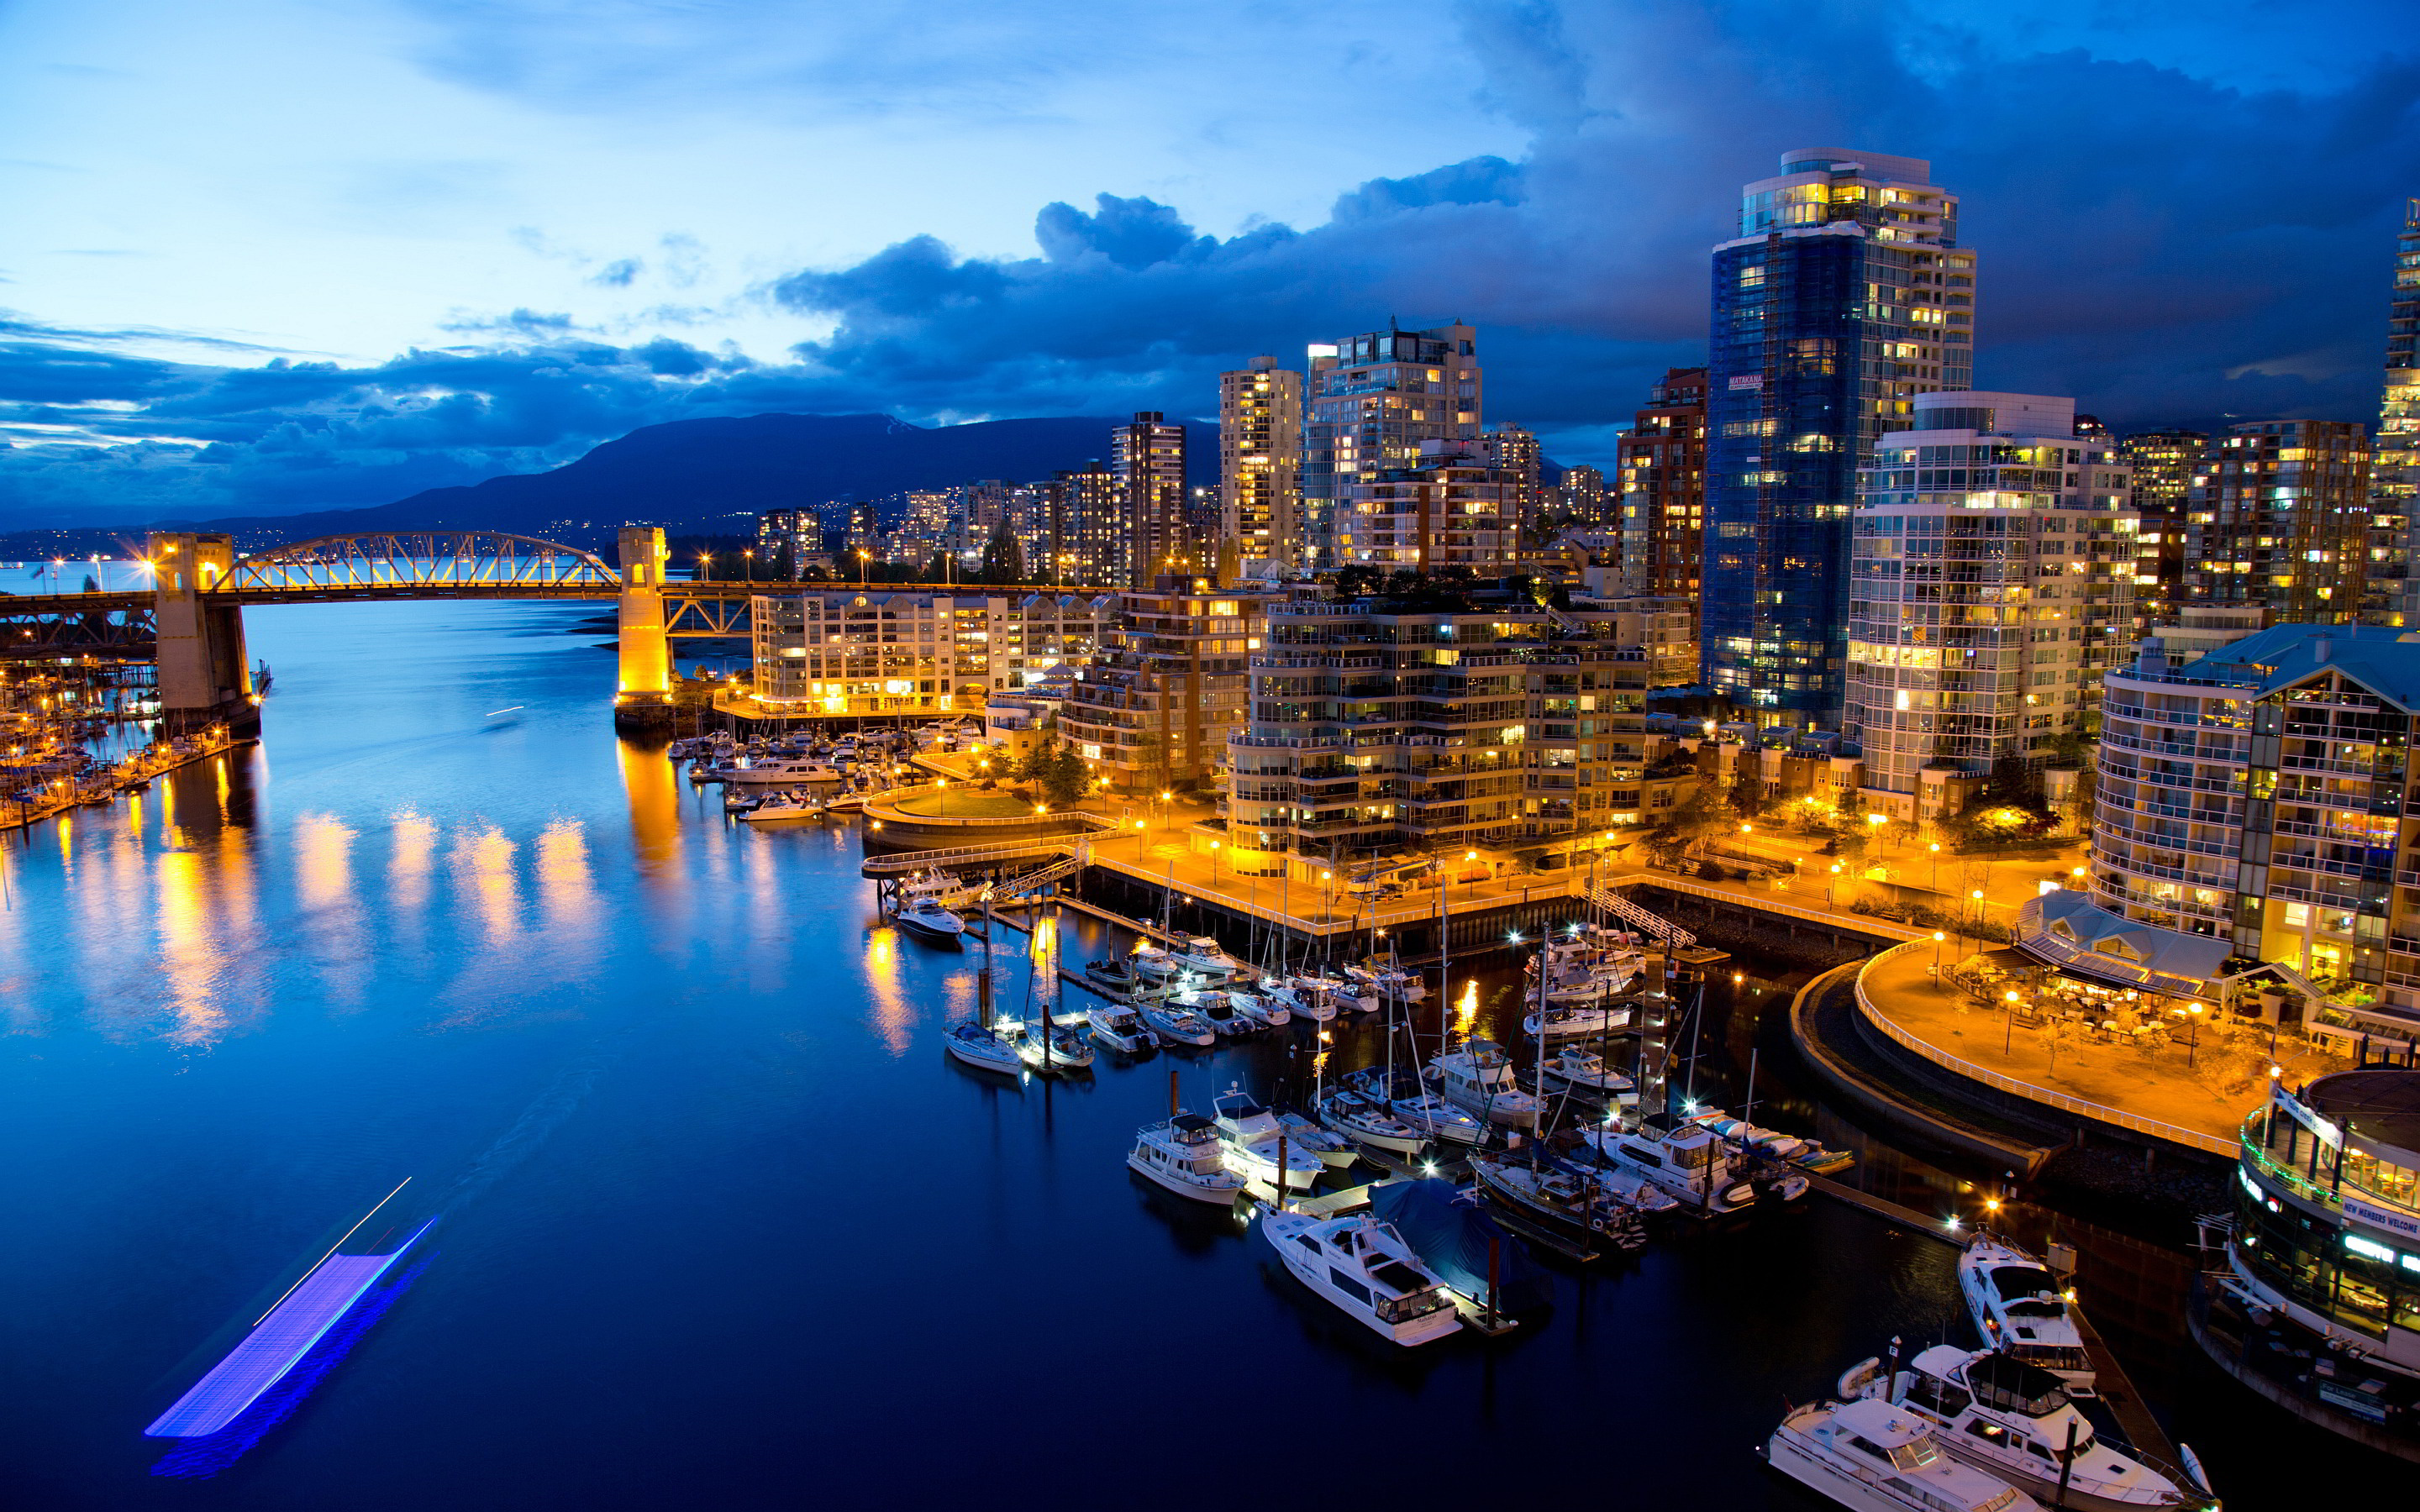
<box><xmin>4</xmin><ymin>0</ymin><xmax>2415</xmax><ymax>526</ymax></box>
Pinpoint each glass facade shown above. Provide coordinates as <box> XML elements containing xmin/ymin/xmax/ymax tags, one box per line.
<box><xmin>1703</xmin><ymin>150</ymin><xmax>1977</xmax><ymax>722</ymax></box>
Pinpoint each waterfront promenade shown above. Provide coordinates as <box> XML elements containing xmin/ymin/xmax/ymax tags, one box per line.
<box><xmin>1853</xmin><ymin>942</ymin><xmax>2338</xmax><ymax>1153</ymax></box>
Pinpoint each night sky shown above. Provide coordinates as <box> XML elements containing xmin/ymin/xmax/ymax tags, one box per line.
<box><xmin>3</xmin><ymin>0</ymin><xmax>2414</xmax><ymax>525</ymax></box>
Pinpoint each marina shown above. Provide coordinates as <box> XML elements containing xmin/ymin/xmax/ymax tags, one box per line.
<box><xmin>0</xmin><ymin>597</ymin><xmax>2371</xmax><ymax>1507</ymax></box>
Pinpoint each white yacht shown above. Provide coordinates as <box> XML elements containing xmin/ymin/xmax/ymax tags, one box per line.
<box><xmin>1765</xmin><ymin>1396</ymin><xmax>2039</xmax><ymax>1512</ymax></box>
<box><xmin>1959</xmin><ymin>1235</ymin><xmax>2096</xmax><ymax>1395</ymax></box>
<box><xmin>1010</xmin><ymin>1021</ymin><xmax>1095</xmax><ymax>1074</ymax></box>
<box><xmin>1387</xmin><ymin>1086</ymin><xmax>1487</xmax><ymax>1147</ymax></box>
<box><xmin>1134</xmin><ymin>997</ymin><xmax>1216</xmax><ymax>1047</ymax></box>
<box><xmin>1343</xmin><ymin>962</ymin><xmax>1427</xmax><ymax>1002</ymax></box>
<box><xmin>1171</xmin><ymin>935</ymin><xmax>1245</xmax><ymax>977</ymax></box>
<box><xmin>1537</xmin><ymin>1045</ymin><xmax>1635</xmax><ymax>1100</ymax></box>
<box><xmin>1223</xmin><ymin>990</ymin><xmax>1291</xmax><ymax>1029</ymax></box>
<box><xmin>1425</xmin><ymin>1041</ymin><xmax>1541</xmax><ymax>1130</ymax></box>
<box><xmin>725</xmin><ymin>757</ymin><xmax>840</xmax><ymax>787</ymax></box>
<box><xmin>1581</xmin><ymin>1122</ymin><xmax>1759</xmax><ymax>1215</ymax></box>
<box><xmin>740</xmin><ymin>792</ymin><xmax>824</xmax><ymax>824</ymax></box>
<box><xmin>894</xmin><ymin>896</ymin><xmax>967</xmax><ymax>945</ymax></box>
<box><xmin>1583</xmin><ymin>1162</ymin><xmax>1680</xmax><ymax>1214</ymax></box>
<box><xmin>1522</xmin><ymin>1002</ymin><xmax>1633</xmax><ymax>1041</ymax></box>
<box><xmin>1470</xmin><ymin>1153</ymin><xmax>1648</xmax><ymax>1253</ymax></box>
<box><xmin>1840</xmin><ymin>1347</ymin><xmax>2207</xmax><ymax>1511</ymax></box>
<box><xmin>1086</xmin><ymin>1003</ymin><xmax>1155</xmax><ymax>1053</ymax></box>
<box><xmin>1258</xmin><ymin>1208</ymin><xmax>1464</xmax><ymax>1347</ymax></box>
<box><xmin>944</xmin><ymin>1021</ymin><xmax>1022</xmax><ymax>1075</ymax></box>
<box><xmin>1128</xmin><ymin>1112</ymin><xmax>1247</xmax><ymax>1204</ymax></box>
<box><xmin>1260</xmin><ymin>979</ymin><xmax>1338</xmax><ymax>1023</ymax></box>
<box><xmin>1212</xmin><ymin>1086</ymin><xmax>1325</xmax><ymax>1193</ymax></box>
<box><xmin>1313</xmin><ymin>1085</ymin><xmax>1428</xmax><ymax>1158</ymax></box>
<box><xmin>1128</xmin><ymin>943</ymin><xmax>1181</xmax><ymax>982</ymax></box>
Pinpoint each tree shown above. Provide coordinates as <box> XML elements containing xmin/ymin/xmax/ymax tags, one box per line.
<box><xmin>1016</xmin><ymin>734</ymin><xmax>1057</xmax><ymax>783</ymax></box>
<box><xmin>981</xmin><ymin>520</ymin><xmax>1024</xmax><ymax>585</ymax></box>
<box><xmin>1042</xmin><ymin>745</ymin><xmax>1092</xmax><ymax>806</ymax></box>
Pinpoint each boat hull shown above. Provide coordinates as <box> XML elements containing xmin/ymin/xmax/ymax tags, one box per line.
<box><xmin>1765</xmin><ymin>1427</ymin><xmax>1946</xmax><ymax>1512</ymax></box>
<box><xmin>1261</xmin><ymin>1216</ymin><xmax>1462</xmax><ymax>1347</ymax></box>
<box><xmin>895</xmin><ymin>916</ymin><xmax>965</xmax><ymax>946</ymax></box>
<box><xmin>944</xmin><ymin>1031</ymin><xmax>1021</xmax><ymax>1074</ymax></box>
<box><xmin>1127</xmin><ymin>1153</ymin><xmax>1244</xmax><ymax>1205</ymax></box>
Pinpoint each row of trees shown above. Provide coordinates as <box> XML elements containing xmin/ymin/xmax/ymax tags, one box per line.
<box><xmin>1011</xmin><ymin>733</ymin><xmax>1092</xmax><ymax>806</ymax></box>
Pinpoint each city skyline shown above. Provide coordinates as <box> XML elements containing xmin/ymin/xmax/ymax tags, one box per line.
<box><xmin>3</xmin><ymin>0</ymin><xmax>2417</xmax><ymax>529</ymax></box>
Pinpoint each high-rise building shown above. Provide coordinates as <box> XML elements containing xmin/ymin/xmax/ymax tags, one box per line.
<box><xmin>841</xmin><ymin>502</ymin><xmax>881</xmax><ymax>570</ymax></box>
<box><xmin>1036</xmin><ymin>463</ymin><xmax>1121</xmax><ymax>587</ymax></box>
<box><xmin>1483</xmin><ymin>423</ymin><xmax>1543</xmax><ymax>539</ymax></box>
<box><xmin>756</xmin><ymin>508</ymin><xmax>821</xmax><ymax>579</ymax></box>
<box><xmin>1303</xmin><ymin>323</ymin><xmax>1481</xmax><ymax>567</ymax></box>
<box><xmin>1219</xmin><ymin>356</ymin><xmax>1303</xmax><ymax>569</ymax></box>
<box><xmin>1844</xmin><ymin>392</ymin><xmax>2136</xmax><ymax>819</ymax></box>
<box><xmin>1618</xmin><ymin>367</ymin><xmax>1709</xmax><ymax>599</ymax></box>
<box><xmin>2185</xmin><ymin>420</ymin><xmax>2374</xmax><ymax>625</ymax></box>
<box><xmin>1704</xmin><ymin>149</ymin><xmax>1979</xmax><ymax>722</ymax></box>
<box><xmin>1338</xmin><ymin>446</ymin><xmax>1525</xmax><ymax>571</ymax></box>
<box><xmin>2379</xmin><ymin>200</ymin><xmax>2419</xmax><ymax>622</ymax></box>
<box><xmin>1113</xmin><ymin>412</ymin><xmax>1189</xmax><ymax>587</ymax></box>
<box><xmin>1557</xmin><ymin>464</ymin><xmax>1608</xmax><ymax>526</ymax></box>
<box><xmin>2118</xmin><ymin>428</ymin><xmax>2206</xmax><ymax>627</ymax></box>
<box><xmin>749</xmin><ymin>590</ymin><xmax>1113</xmax><ymax>712</ymax></box>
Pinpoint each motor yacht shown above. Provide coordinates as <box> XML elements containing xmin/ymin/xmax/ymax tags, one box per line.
<box><xmin>1223</xmin><ymin>990</ymin><xmax>1291</xmax><ymax>1029</ymax></box>
<box><xmin>740</xmin><ymin>792</ymin><xmax>825</xmax><ymax>824</ymax></box>
<box><xmin>1840</xmin><ymin>1347</ymin><xmax>2208</xmax><ymax>1511</ymax></box>
<box><xmin>1425</xmin><ymin>1041</ymin><xmax>1542</xmax><ymax>1130</ymax></box>
<box><xmin>1764</xmin><ymin>1396</ymin><xmax>2039</xmax><ymax>1512</ymax></box>
<box><xmin>1257</xmin><ymin>1208</ymin><xmax>1464</xmax><ymax>1347</ymax></box>
<box><xmin>725</xmin><ymin>757</ymin><xmax>841</xmax><ymax>787</ymax></box>
<box><xmin>1171</xmin><ymin>935</ymin><xmax>1245</xmax><ymax>977</ymax></box>
<box><xmin>944</xmin><ymin>1021</ymin><xmax>1022</xmax><ymax>1075</ymax></box>
<box><xmin>1959</xmin><ymin>1235</ymin><xmax>2096</xmax><ymax>1396</ymax></box>
<box><xmin>1470</xmin><ymin>1152</ymin><xmax>1647</xmax><ymax>1253</ymax></box>
<box><xmin>1134</xmin><ymin>996</ymin><xmax>1216</xmax><ymax>1047</ymax></box>
<box><xmin>894</xmin><ymin>896</ymin><xmax>968</xmax><ymax>946</ymax></box>
<box><xmin>1581</xmin><ymin>1122</ymin><xmax>1759</xmax><ymax>1215</ymax></box>
<box><xmin>1260</xmin><ymin>979</ymin><xmax>1338</xmax><ymax>1023</ymax></box>
<box><xmin>1522</xmin><ymin>1002</ymin><xmax>1634</xmax><ymax>1041</ymax></box>
<box><xmin>1128</xmin><ymin>943</ymin><xmax>1181</xmax><ymax>982</ymax></box>
<box><xmin>1083</xmin><ymin>958</ymin><xmax>1140</xmax><ymax>994</ymax></box>
<box><xmin>1386</xmin><ymin>1086</ymin><xmax>1487</xmax><ymax>1147</ymax></box>
<box><xmin>1343</xmin><ymin>962</ymin><xmax>1427</xmax><ymax>1002</ymax></box>
<box><xmin>723</xmin><ymin>790</ymin><xmax>764</xmax><ymax>813</ymax></box>
<box><xmin>1313</xmin><ymin>1085</ymin><xmax>1428</xmax><ymax>1158</ymax></box>
<box><xmin>1537</xmin><ymin>1045</ymin><xmax>1635</xmax><ymax>1100</ymax></box>
<box><xmin>1086</xmin><ymin>1003</ymin><xmax>1155</xmax><ymax>1053</ymax></box>
<box><xmin>1212</xmin><ymin>1086</ymin><xmax>1325</xmax><ymax>1193</ymax></box>
<box><xmin>1128</xmin><ymin>1112</ymin><xmax>1247</xmax><ymax>1204</ymax></box>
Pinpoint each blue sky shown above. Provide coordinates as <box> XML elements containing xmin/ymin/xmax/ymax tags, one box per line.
<box><xmin>2</xmin><ymin>0</ymin><xmax>2415</xmax><ymax>524</ymax></box>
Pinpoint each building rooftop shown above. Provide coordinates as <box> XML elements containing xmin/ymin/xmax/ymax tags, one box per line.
<box><xmin>2175</xmin><ymin>623</ymin><xmax>2420</xmax><ymax>712</ymax></box>
<box><xmin>2304</xmin><ymin>1068</ymin><xmax>2420</xmax><ymax>1160</ymax></box>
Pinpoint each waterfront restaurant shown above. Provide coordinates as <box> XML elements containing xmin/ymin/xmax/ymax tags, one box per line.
<box><xmin>2221</xmin><ymin>1067</ymin><xmax>2420</xmax><ymax>1441</ymax></box>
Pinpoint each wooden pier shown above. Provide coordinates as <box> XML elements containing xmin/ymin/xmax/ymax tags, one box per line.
<box><xmin>1805</xmin><ymin>1174</ymin><xmax>1964</xmax><ymax>1246</ymax></box>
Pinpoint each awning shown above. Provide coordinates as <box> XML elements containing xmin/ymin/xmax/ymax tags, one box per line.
<box><xmin>2012</xmin><ymin>891</ymin><xmax>2235</xmax><ymax>999</ymax></box>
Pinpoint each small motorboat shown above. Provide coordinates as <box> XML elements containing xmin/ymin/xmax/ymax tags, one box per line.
<box><xmin>1387</xmin><ymin>1087</ymin><xmax>1487</xmax><ymax>1147</ymax></box>
<box><xmin>1010</xmin><ymin>1021</ymin><xmax>1095</xmax><ymax>1075</ymax></box>
<box><xmin>1086</xmin><ymin>1003</ymin><xmax>1155</xmax><ymax>1053</ymax></box>
<box><xmin>1084</xmin><ymin>958</ymin><xmax>1140</xmax><ymax>994</ymax></box>
<box><xmin>723</xmin><ymin>790</ymin><xmax>765</xmax><ymax>813</ymax></box>
<box><xmin>1134</xmin><ymin>996</ymin><xmax>1216</xmax><ymax>1048</ymax></box>
<box><xmin>894</xmin><ymin>897</ymin><xmax>967</xmax><ymax>946</ymax></box>
<box><xmin>1960</xmin><ymin>1234</ymin><xmax>2096</xmax><ymax>1396</ymax></box>
<box><xmin>944</xmin><ymin>1021</ymin><xmax>1022</xmax><ymax>1075</ymax></box>
<box><xmin>1313</xmin><ymin>1085</ymin><xmax>1427</xmax><ymax>1158</ymax></box>
<box><xmin>1584</xmin><ymin>1162</ymin><xmax>1680</xmax><ymax>1215</ymax></box>
<box><xmin>1763</xmin><ymin>1396</ymin><xmax>2039</xmax><ymax>1512</ymax></box>
<box><xmin>1840</xmin><ymin>1346</ymin><xmax>2209</xmax><ymax>1510</ymax></box>
<box><xmin>1193</xmin><ymin>992</ymin><xmax>1265</xmax><ymax>1039</ymax></box>
<box><xmin>1258</xmin><ymin>1208</ymin><xmax>1463</xmax><ymax>1347</ymax></box>
<box><xmin>1687</xmin><ymin>1109</ymin><xmax>1853</xmax><ymax>1175</ymax></box>
<box><xmin>1223</xmin><ymin>990</ymin><xmax>1291</xmax><ymax>1028</ymax></box>
<box><xmin>1275</xmin><ymin>1109</ymin><xmax>1359</xmax><ymax>1169</ymax></box>
<box><xmin>1522</xmin><ymin>1002</ymin><xmax>1633</xmax><ymax>1041</ymax></box>
<box><xmin>1170</xmin><ymin>934</ymin><xmax>1245</xmax><ymax>977</ymax></box>
<box><xmin>1581</xmin><ymin>1123</ymin><xmax>1759</xmax><ymax>1216</ymax></box>
<box><xmin>1213</xmin><ymin>1086</ymin><xmax>1324</xmax><ymax>1193</ymax></box>
<box><xmin>1128</xmin><ymin>944</ymin><xmax>1181</xmax><ymax>982</ymax></box>
<box><xmin>1261</xmin><ymin>979</ymin><xmax>1337</xmax><ymax>1023</ymax></box>
<box><xmin>1536</xmin><ymin>1045</ymin><xmax>1635</xmax><ymax>1100</ymax></box>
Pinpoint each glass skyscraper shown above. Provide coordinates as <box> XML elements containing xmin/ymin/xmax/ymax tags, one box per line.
<box><xmin>1702</xmin><ymin>149</ymin><xmax>1977</xmax><ymax>722</ymax></box>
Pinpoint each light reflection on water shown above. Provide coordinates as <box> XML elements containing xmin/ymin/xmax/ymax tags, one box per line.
<box><xmin>0</xmin><ymin>597</ymin><xmax>2349</xmax><ymax>1509</ymax></box>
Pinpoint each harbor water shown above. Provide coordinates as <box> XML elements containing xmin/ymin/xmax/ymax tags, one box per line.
<box><xmin>0</xmin><ymin>598</ymin><xmax>2347</xmax><ymax>1508</ymax></box>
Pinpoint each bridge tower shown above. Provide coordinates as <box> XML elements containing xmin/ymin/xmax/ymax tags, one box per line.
<box><xmin>613</xmin><ymin>525</ymin><xmax>675</xmax><ymax>732</ymax></box>
<box><xmin>148</xmin><ymin>532</ymin><xmax>260</xmax><ymax>737</ymax></box>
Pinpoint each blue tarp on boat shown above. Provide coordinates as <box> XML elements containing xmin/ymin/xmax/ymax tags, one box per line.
<box><xmin>1369</xmin><ymin>1179</ymin><xmax>1548</xmax><ymax>1313</ymax></box>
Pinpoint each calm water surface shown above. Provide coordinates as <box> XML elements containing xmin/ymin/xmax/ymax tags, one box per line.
<box><xmin>0</xmin><ymin>600</ymin><xmax>2333</xmax><ymax>1509</ymax></box>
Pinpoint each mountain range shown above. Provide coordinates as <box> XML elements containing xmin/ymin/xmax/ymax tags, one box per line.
<box><xmin>0</xmin><ymin>412</ymin><xmax>1202</xmax><ymax>558</ymax></box>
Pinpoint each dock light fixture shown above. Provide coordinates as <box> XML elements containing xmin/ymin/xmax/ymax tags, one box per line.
<box><xmin>1465</xmin><ymin>850</ymin><xmax>1477</xmax><ymax>861</ymax></box>
<box><xmin>1507</xmin><ymin>930</ymin><xmax>1523</xmax><ymax>943</ymax></box>
<box><xmin>1945</xmin><ymin>1215</ymin><xmax>1962</xmax><ymax>1232</ymax></box>
<box><xmin>1421</xmin><ymin>1161</ymin><xmax>1439</xmax><ymax>1177</ymax></box>
<box><xmin>1984</xmin><ymin>1198</ymin><xmax>2001</xmax><ymax>1213</ymax></box>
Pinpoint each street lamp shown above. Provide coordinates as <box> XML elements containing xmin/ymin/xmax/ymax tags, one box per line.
<box><xmin>2004</xmin><ymin>990</ymin><xmax>2022</xmax><ymax>1054</ymax></box>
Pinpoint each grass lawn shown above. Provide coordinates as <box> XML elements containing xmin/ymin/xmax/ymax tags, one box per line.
<box><xmin>890</xmin><ymin>790</ymin><xmax>1036</xmax><ymax>819</ymax></box>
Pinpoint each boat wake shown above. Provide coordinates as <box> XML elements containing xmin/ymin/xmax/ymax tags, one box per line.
<box><xmin>148</xmin><ymin>1257</ymin><xmax>433</xmax><ymax>1479</ymax></box>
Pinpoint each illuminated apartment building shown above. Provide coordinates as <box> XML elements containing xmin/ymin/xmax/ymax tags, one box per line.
<box><xmin>1303</xmin><ymin>323</ymin><xmax>1481</xmax><ymax>568</ymax></box>
<box><xmin>750</xmin><ymin>591</ymin><xmax>1115</xmax><ymax>713</ymax></box>
<box><xmin>2185</xmin><ymin>420</ymin><xmax>2374</xmax><ymax>625</ymax></box>
<box><xmin>1219</xmin><ymin>356</ymin><xmax>1303</xmax><ymax>569</ymax></box>
<box><xmin>1844</xmin><ymin>392</ymin><xmax>2136</xmax><ymax>819</ymax></box>
<box><xmin>2118</xmin><ymin>428</ymin><xmax>2206</xmax><ymax>627</ymax></box>
<box><xmin>1113</xmin><ymin>412</ymin><xmax>1190</xmax><ymax>587</ymax></box>
<box><xmin>1034</xmin><ymin>463</ymin><xmax>1122</xmax><ymax>587</ymax></box>
<box><xmin>2380</xmin><ymin>200</ymin><xmax>2419</xmax><ymax>622</ymax></box>
<box><xmin>1059</xmin><ymin>582</ymin><xmax>1272</xmax><ymax>792</ymax></box>
<box><xmin>1483</xmin><ymin>423</ymin><xmax>1542</xmax><ymax>539</ymax></box>
<box><xmin>1340</xmin><ymin>446</ymin><xmax>1524</xmax><ymax>571</ymax></box>
<box><xmin>1705</xmin><ymin>148</ymin><xmax>1979</xmax><ymax>721</ymax></box>
<box><xmin>1617</xmin><ymin>367</ymin><xmax>1708</xmax><ymax>601</ymax></box>
<box><xmin>1557</xmin><ymin>464</ymin><xmax>1609</xmax><ymax>526</ymax></box>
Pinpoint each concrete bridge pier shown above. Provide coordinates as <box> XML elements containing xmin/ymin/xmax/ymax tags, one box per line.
<box><xmin>148</xmin><ymin>532</ymin><xmax>260</xmax><ymax>737</ymax></box>
<box><xmin>613</xmin><ymin>525</ymin><xmax>675</xmax><ymax>733</ymax></box>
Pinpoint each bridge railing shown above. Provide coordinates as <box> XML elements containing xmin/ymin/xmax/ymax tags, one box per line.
<box><xmin>215</xmin><ymin>533</ymin><xmax>619</xmax><ymax>593</ymax></box>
